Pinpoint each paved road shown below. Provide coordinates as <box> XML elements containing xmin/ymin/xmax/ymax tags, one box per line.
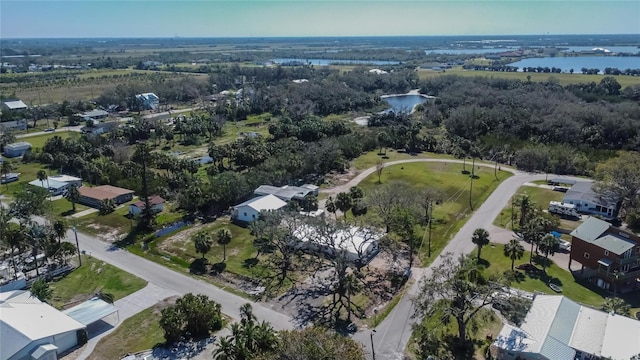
<box><xmin>64</xmin><ymin>229</ymin><xmax>296</xmax><ymax>333</ymax></box>
<box><xmin>348</xmin><ymin>166</ymin><xmax>587</xmax><ymax>359</ymax></box>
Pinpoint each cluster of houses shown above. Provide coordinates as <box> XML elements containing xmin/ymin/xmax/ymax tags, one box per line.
<box><xmin>231</xmin><ymin>184</ymin><xmax>380</xmax><ymax>265</ymax></box>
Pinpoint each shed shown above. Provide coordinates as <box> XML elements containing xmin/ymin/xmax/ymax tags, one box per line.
<box><xmin>3</xmin><ymin>142</ymin><xmax>32</xmax><ymax>158</ymax></box>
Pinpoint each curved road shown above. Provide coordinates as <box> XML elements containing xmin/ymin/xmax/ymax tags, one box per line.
<box><xmin>62</xmin><ymin>157</ymin><xmax>581</xmax><ymax>359</ymax></box>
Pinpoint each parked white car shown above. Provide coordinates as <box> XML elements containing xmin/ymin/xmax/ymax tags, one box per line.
<box><xmin>558</xmin><ymin>240</ymin><xmax>571</xmax><ymax>252</ymax></box>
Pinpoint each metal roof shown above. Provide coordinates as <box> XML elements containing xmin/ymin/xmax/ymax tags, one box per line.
<box><xmin>5</xmin><ymin>141</ymin><xmax>32</xmax><ymax>150</ymax></box>
<box><xmin>570</xmin><ymin>217</ymin><xmax>610</xmax><ymax>242</ymax></box>
<box><xmin>62</xmin><ymin>297</ymin><xmax>117</xmax><ymax>326</ymax></box>
<box><xmin>234</xmin><ymin>194</ymin><xmax>287</xmax><ymax>212</ymax></box>
<box><xmin>494</xmin><ymin>295</ymin><xmax>640</xmax><ymax>360</ymax></box>
<box><xmin>564</xmin><ymin>181</ymin><xmax>617</xmax><ymax>208</ymax></box>
<box><xmin>29</xmin><ymin>178</ymin><xmax>69</xmax><ymax>190</ymax></box>
<box><xmin>3</xmin><ymin>100</ymin><xmax>28</xmax><ymax>110</ymax></box>
<box><xmin>0</xmin><ymin>290</ymin><xmax>85</xmax><ymax>360</ymax></box>
<box><xmin>592</xmin><ymin>234</ymin><xmax>636</xmax><ymax>255</ymax></box>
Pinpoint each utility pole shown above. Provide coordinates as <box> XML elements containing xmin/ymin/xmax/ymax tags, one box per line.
<box><xmin>370</xmin><ymin>330</ymin><xmax>377</xmax><ymax>360</ymax></box>
<box><xmin>469</xmin><ymin>157</ymin><xmax>475</xmax><ymax>210</ymax></box>
<box><xmin>428</xmin><ymin>200</ymin><xmax>433</xmax><ymax>258</ymax></box>
<box><xmin>73</xmin><ymin>221</ymin><xmax>82</xmax><ymax>266</ymax></box>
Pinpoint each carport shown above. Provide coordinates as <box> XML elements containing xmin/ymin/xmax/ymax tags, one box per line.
<box><xmin>62</xmin><ymin>297</ymin><xmax>119</xmax><ymax>326</ymax></box>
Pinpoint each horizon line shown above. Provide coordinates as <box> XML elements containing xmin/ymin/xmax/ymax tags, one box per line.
<box><xmin>2</xmin><ymin>33</ymin><xmax>640</xmax><ymax>41</ymax></box>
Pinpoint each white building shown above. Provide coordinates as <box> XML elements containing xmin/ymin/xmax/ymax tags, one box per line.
<box><xmin>232</xmin><ymin>194</ymin><xmax>287</xmax><ymax>223</ymax></box>
<box><xmin>1</xmin><ymin>99</ymin><xmax>28</xmax><ymax>111</ymax></box>
<box><xmin>492</xmin><ymin>294</ymin><xmax>640</xmax><ymax>360</ymax></box>
<box><xmin>129</xmin><ymin>196</ymin><xmax>165</xmax><ymax>216</ymax></box>
<box><xmin>254</xmin><ymin>184</ymin><xmax>318</xmax><ymax>202</ymax></box>
<box><xmin>3</xmin><ymin>142</ymin><xmax>32</xmax><ymax>158</ymax></box>
<box><xmin>0</xmin><ymin>290</ymin><xmax>86</xmax><ymax>360</ymax></box>
<box><xmin>28</xmin><ymin>175</ymin><xmax>82</xmax><ymax>196</ymax></box>
<box><xmin>563</xmin><ymin>181</ymin><xmax>619</xmax><ymax>219</ymax></box>
<box><xmin>292</xmin><ymin>225</ymin><xmax>381</xmax><ymax>265</ymax></box>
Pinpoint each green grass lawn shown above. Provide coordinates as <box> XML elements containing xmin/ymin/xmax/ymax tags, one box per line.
<box><xmin>20</xmin><ymin>131</ymin><xmax>75</xmax><ymax>149</ymax></box>
<box><xmin>49</xmin><ymin>255</ymin><xmax>147</xmax><ymax>309</ymax></box>
<box><xmin>48</xmin><ymin>197</ymin><xmax>91</xmax><ymax>217</ymax></box>
<box><xmin>352</xmin><ymin>148</ymin><xmax>456</xmax><ymax>170</ymax></box>
<box><xmin>493</xmin><ymin>185</ymin><xmax>565</xmax><ymax>229</ymax></box>
<box><xmin>359</xmin><ymin>162</ymin><xmax>512</xmax><ymax>264</ymax></box>
<box><xmin>74</xmin><ymin>203</ymin><xmax>134</xmax><ymax>237</ymax></box>
<box><xmin>418</xmin><ymin>66</ymin><xmax>640</xmax><ymax>88</ymax></box>
<box><xmin>481</xmin><ymin>243</ymin><xmax>608</xmax><ymax>307</ymax></box>
<box><xmin>88</xmin><ymin>304</ymin><xmax>166</xmax><ymax>360</ymax></box>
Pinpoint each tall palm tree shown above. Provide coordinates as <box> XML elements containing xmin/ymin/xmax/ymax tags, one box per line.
<box><xmin>51</xmin><ymin>219</ymin><xmax>67</xmax><ymax>244</ymax></box>
<box><xmin>539</xmin><ymin>234</ymin><xmax>559</xmax><ymax>274</ymax></box>
<box><xmin>64</xmin><ymin>185</ymin><xmax>80</xmax><ymax>212</ymax></box>
<box><xmin>217</xmin><ymin>228</ymin><xmax>232</xmax><ymax>262</ymax></box>
<box><xmin>26</xmin><ymin>223</ymin><xmax>48</xmax><ymax>277</ymax></box>
<box><xmin>504</xmin><ymin>238</ymin><xmax>525</xmax><ymax>270</ymax></box>
<box><xmin>521</xmin><ymin>219</ymin><xmax>543</xmax><ymax>264</ymax></box>
<box><xmin>240</xmin><ymin>303</ymin><xmax>256</xmax><ymax>325</ymax></box>
<box><xmin>471</xmin><ymin>228</ymin><xmax>490</xmax><ymax>260</ymax></box>
<box><xmin>0</xmin><ymin>208</ymin><xmax>26</xmax><ymax>278</ymax></box>
<box><xmin>516</xmin><ymin>194</ymin><xmax>534</xmax><ymax>229</ymax></box>
<box><xmin>36</xmin><ymin>169</ymin><xmax>49</xmax><ymax>192</ymax></box>
<box><xmin>1</xmin><ymin>158</ymin><xmax>16</xmax><ymax>190</ymax></box>
<box><xmin>193</xmin><ymin>230</ymin><xmax>213</xmax><ymax>260</ymax></box>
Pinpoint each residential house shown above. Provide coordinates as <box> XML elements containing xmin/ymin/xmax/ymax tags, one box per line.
<box><xmin>0</xmin><ymin>290</ymin><xmax>86</xmax><ymax>360</ymax></box>
<box><xmin>80</xmin><ymin>121</ymin><xmax>118</xmax><ymax>135</ymax></box>
<box><xmin>78</xmin><ymin>185</ymin><xmax>134</xmax><ymax>208</ymax></box>
<box><xmin>569</xmin><ymin>216</ymin><xmax>640</xmax><ymax>293</ymax></box>
<box><xmin>1</xmin><ymin>172</ymin><xmax>20</xmax><ymax>184</ymax></box>
<box><xmin>28</xmin><ymin>175</ymin><xmax>82</xmax><ymax>196</ymax></box>
<box><xmin>135</xmin><ymin>93</ymin><xmax>160</xmax><ymax>110</ymax></box>
<box><xmin>254</xmin><ymin>184</ymin><xmax>318</xmax><ymax>202</ymax></box>
<box><xmin>78</xmin><ymin>109</ymin><xmax>108</xmax><ymax>122</ymax></box>
<box><xmin>563</xmin><ymin>181</ymin><xmax>619</xmax><ymax>219</ymax></box>
<box><xmin>292</xmin><ymin>225</ymin><xmax>381</xmax><ymax>265</ymax></box>
<box><xmin>0</xmin><ymin>119</ymin><xmax>28</xmax><ymax>131</ymax></box>
<box><xmin>492</xmin><ymin>294</ymin><xmax>640</xmax><ymax>360</ymax></box>
<box><xmin>129</xmin><ymin>196</ymin><xmax>165</xmax><ymax>216</ymax></box>
<box><xmin>232</xmin><ymin>194</ymin><xmax>287</xmax><ymax>223</ymax></box>
<box><xmin>3</xmin><ymin>142</ymin><xmax>31</xmax><ymax>157</ymax></box>
<box><xmin>1</xmin><ymin>99</ymin><xmax>28</xmax><ymax>111</ymax></box>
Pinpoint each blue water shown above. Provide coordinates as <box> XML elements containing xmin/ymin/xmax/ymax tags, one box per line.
<box><xmin>271</xmin><ymin>58</ymin><xmax>400</xmax><ymax>66</ymax></box>
<box><xmin>508</xmin><ymin>56</ymin><xmax>640</xmax><ymax>73</ymax></box>
<box><xmin>425</xmin><ymin>47</ymin><xmax>522</xmax><ymax>55</ymax></box>
<box><xmin>560</xmin><ymin>46</ymin><xmax>640</xmax><ymax>54</ymax></box>
<box><xmin>383</xmin><ymin>95</ymin><xmax>428</xmax><ymax>114</ymax></box>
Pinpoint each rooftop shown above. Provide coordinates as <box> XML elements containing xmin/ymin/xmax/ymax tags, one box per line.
<box><xmin>5</xmin><ymin>141</ymin><xmax>32</xmax><ymax>149</ymax></box>
<box><xmin>570</xmin><ymin>217</ymin><xmax>637</xmax><ymax>254</ymax></box>
<box><xmin>254</xmin><ymin>184</ymin><xmax>315</xmax><ymax>201</ymax></box>
<box><xmin>3</xmin><ymin>100</ymin><xmax>28</xmax><ymax>110</ymax></box>
<box><xmin>29</xmin><ymin>178</ymin><xmax>70</xmax><ymax>190</ymax></box>
<box><xmin>131</xmin><ymin>195</ymin><xmax>165</xmax><ymax>209</ymax></box>
<box><xmin>293</xmin><ymin>225</ymin><xmax>381</xmax><ymax>256</ymax></box>
<box><xmin>564</xmin><ymin>181</ymin><xmax>617</xmax><ymax>208</ymax></box>
<box><xmin>82</xmin><ymin>109</ymin><xmax>109</xmax><ymax>118</ymax></box>
<box><xmin>493</xmin><ymin>294</ymin><xmax>640</xmax><ymax>360</ymax></box>
<box><xmin>0</xmin><ymin>290</ymin><xmax>85</xmax><ymax>360</ymax></box>
<box><xmin>79</xmin><ymin>185</ymin><xmax>134</xmax><ymax>200</ymax></box>
<box><xmin>234</xmin><ymin>194</ymin><xmax>287</xmax><ymax>212</ymax></box>
<box><xmin>49</xmin><ymin>175</ymin><xmax>82</xmax><ymax>183</ymax></box>
<box><xmin>570</xmin><ymin>216</ymin><xmax>611</xmax><ymax>242</ymax></box>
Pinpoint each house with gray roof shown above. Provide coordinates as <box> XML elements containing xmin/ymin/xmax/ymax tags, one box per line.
<box><xmin>563</xmin><ymin>181</ymin><xmax>619</xmax><ymax>219</ymax></box>
<box><xmin>569</xmin><ymin>216</ymin><xmax>640</xmax><ymax>293</ymax></box>
<box><xmin>254</xmin><ymin>184</ymin><xmax>318</xmax><ymax>202</ymax></box>
<box><xmin>492</xmin><ymin>294</ymin><xmax>640</xmax><ymax>360</ymax></box>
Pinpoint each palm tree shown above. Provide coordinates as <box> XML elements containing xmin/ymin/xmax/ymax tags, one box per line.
<box><xmin>64</xmin><ymin>186</ymin><xmax>80</xmax><ymax>212</ymax></box>
<box><xmin>539</xmin><ymin>234</ymin><xmax>559</xmax><ymax>273</ymax></box>
<box><xmin>0</xmin><ymin>208</ymin><xmax>27</xmax><ymax>277</ymax></box>
<box><xmin>516</xmin><ymin>194</ymin><xmax>534</xmax><ymax>229</ymax></box>
<box><xmin>326</xmin><ymin>196</ymin><xmax>337</xmax><ymax>220</ymax></box>
<box><xmin>601</xmin><ymin>297</ymin><xmax>631</xmax><ymax>316</ymax></box>
<box><xmin>471</xmin><ymin>228</ymin><xmax>490</xmax><ymax>260</ymax></box>
<box><xmin>521</xmin><ymin>219</ymin><xmax>543</xmax><ymax>264</ymax></box>
<box><xmin>1</xmin><ymin>158</ymin><xmax>16</xmax><ymax>190</ymax></box>
<box><xmin>240</xmin><ymin>303</ymin><xmax>257</xmax><ymax>325</ymax></box>
<box><xmin>51</xmin><ymin>219</ymin><xmax>67</xmax><ymax>244</ymax></box>
<box><xmin>30</xmin><ymin>278</ymin><xmax>52</xmax><ymax>302</ymax></box>
<box><xmin>254</xmin><ymin>321</ymin><xmax>278</xmax><ymax>352</ymax></box>
<box><xmin>213</xmin><ymin>336</ymin><xmax>235</xmax><ymax>360</ymax></box>
<box><xmin>217</xmin><ymin>228</ymin><xmax>232</xmax><ymax>262</ymax></box>
<box><xmin>504</xmin><ymin>238</ymin><xmax>525</xmax><ymax>270</ymax></box>
<box><xmin>26</xmin><ymin>224</ymin><xmax>48</xmax><ymax>277</ymax></box>
<box><xmin>36</xmin><ymin>169</ymin><xmax>49</xmax><ymax>192</ymax></box>
<box><xmin>193</xmin><ymin>230</ymin><xmax>213</xmax><ymax>260</ymax></box>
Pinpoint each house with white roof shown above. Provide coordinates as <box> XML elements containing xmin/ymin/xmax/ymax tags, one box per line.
<box><xmin>563</xmin><ymin>181</ymin><xmax>619</xmax><ymax>219</ymax></box>
<box><xmin>254</xmin><ymin>184</ymin><xmax>318</xmax><ymax>202</ymax></box>
<box><xmin>28</xmin><ymin>175</ymin><xmax>82</xmax><ymax>196</ymax></box>
<box><xmin>135</xmin><ymin>93</ymin><xmax>160</xmax><ymax>110</ymax></box>
<box><xmin>1</xmin><ymin>99</ymin><xmax>28</xmax><ymax>111</ymax></box>
<box><xmin>232</xmin><ymin>194</ymin><xmax>287</xmax><ymax>223</ymax></box>
<box><xmin>292</xmin><ymin>225</ymin><xmax>381</xmax><ymax>265</ymax></box>
<box><xmin>0</xmin><ymin>290</ymin><xmax>86</xmax><ymax>360</ymax></box>
<box><xmin>492</xmin><ymin>294</ymin><xmax>640</xmax><ymax>360</ymax></box>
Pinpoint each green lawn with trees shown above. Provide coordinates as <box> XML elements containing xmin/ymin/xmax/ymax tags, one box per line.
<box><xmin>493</xmin><ymin>185</ymin><xmax>565</xmax><ymax>229</ymax></box>
<box><xmin>49</xmin><ymin>255</ymin><xmax>147</xmax><ymax>309</ymax></box>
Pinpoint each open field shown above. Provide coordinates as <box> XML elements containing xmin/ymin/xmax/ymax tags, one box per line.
<box><xmin>359</xmin><ymin>162</ymin><xmax>512</xmax><ymax>263</ymax></box>
<box><xmin>21</xmin><ymin>131</ymin><xmax>75</xmax><ymax>149</ymax></box>
<box><xmin>49</xmin><ymin>197</ymin><xmax>91</xmax><ymax>217</ymax></box>
<box><xmin>88</xmin><ymin>304</ymin><xmax>165</xmax><ymax>360</ymax></box>
<box><xmin>351</xmin><ymin>149</ymin><xmax>457</xmax><ymax>170</ymax></box>
<box><xmin>418</xmin><ymin>66</ymin><xmax>640</xmax><ymax>88</ymax></box>
<box><xmin>49</xmin><ymin>255</ymin><xmax>147</xmax><ymax>309</ymax></box>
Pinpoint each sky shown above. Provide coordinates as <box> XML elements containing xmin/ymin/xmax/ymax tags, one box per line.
<box><xmin>1</xmin><ymin>1</ymin><xmax>639</xmax><ymax>38</ymax></box>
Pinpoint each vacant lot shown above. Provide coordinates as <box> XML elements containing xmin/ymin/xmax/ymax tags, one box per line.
<box><xmin>49</xmin><ymin>255</ymin><xmax>147</xmax><ymax>309</ymax></box>
<box><xmin>359</xmin><ymin>162</ymin><xmax>512</xmax><ymax>263</ymax></box>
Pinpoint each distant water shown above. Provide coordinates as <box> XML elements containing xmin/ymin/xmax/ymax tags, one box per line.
<box><xmin>507</xmin><ymin>56</ymin><xmax>640</xmax><ymax>73</ymax></box>
<box><xmin>425</xmin><ymin>47</ymin><xmax>522</xmax><ymax>55</ymax></box>
<box><xmin>382</xmin><ymin>95</ymin><xmax>428</xmax><ymax>114</ymax></box>
<box><xmin>271</xmin><ymin>58</ymin><xmax>400</xmax><ymax>66</ymax></box>
<box><xmin>560</xmin><ymin>46</ymin><xmax>640</xmax><ymax>54</ymax></box>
